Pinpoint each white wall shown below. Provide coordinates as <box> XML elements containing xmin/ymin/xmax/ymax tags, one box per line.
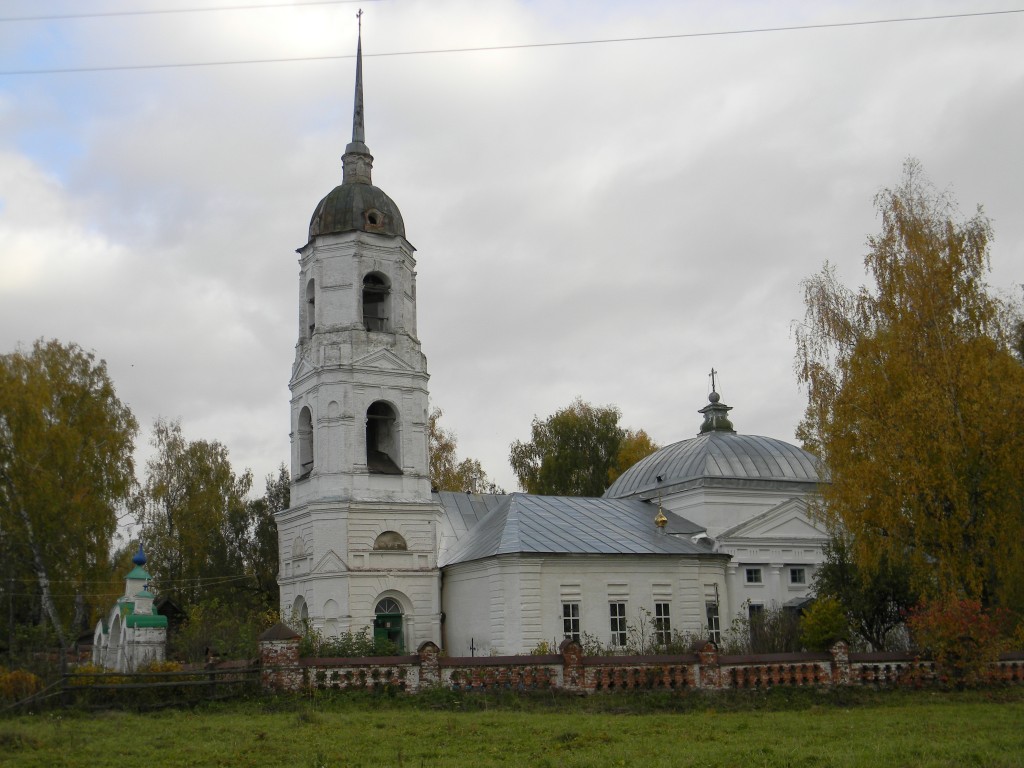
<box><xmin>442</xmin><ymin>553</ymin><xmax>728</xmax><ymax>656</ymax></box>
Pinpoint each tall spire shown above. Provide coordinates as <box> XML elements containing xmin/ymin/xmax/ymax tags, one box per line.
<box><xmin>342</xmin><ymin>9</ymin><xmax>373</xmax><ymax>184</ymax></box>
<box><xmin>351</xmin><ymin>9</ymin><xmax>365</xmax><ymax>146</ymax></box>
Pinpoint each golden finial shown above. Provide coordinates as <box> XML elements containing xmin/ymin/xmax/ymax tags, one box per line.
<box><xmin>655</xmin><ymin>495</ymin><xmax>668</xmax><ymax>529</ymax></box>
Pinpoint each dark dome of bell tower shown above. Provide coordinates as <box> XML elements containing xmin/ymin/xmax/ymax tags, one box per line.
<box><xmin>305</xmin><ymin>21</ymin><xmax>405</xmax><ymax>243</ymax></box>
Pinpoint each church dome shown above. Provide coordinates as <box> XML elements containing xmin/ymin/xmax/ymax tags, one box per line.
<box><xmin>604</xmin><ymin>389</ymin><xmax>823</xmax><ymax>499</ymax></box>
<box><xmin>308</xmin><ymin>182</ymin><xmax>405</xmax><ymax>240</ymax></box>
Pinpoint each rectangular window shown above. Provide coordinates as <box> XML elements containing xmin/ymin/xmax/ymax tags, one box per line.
<box><xmin>705</xmin><ymin>602</ymin><xmax>721</xmax><ymax>644</ymax></box>
<box><xmin>609</xmin><ymin>602</ymin><xmax>627</xmax><ymax>647</ymax></box>
<box><xmin>654</xmin><ymin>602</ymin><xmax>672</xmax><ymax>646</ymax></box>
<box><xmin>790</xmin><ymin>567</ymin><xmax>806</xmax><ymax>585</ymax></box>
<box><xmin>748</xmin><ymin>603</ymin><xmax>765</xmax><ymax>620</ymax></box>
<box><xmin>745</xmin><ymin>567</ymin><xmax>763</xmax><ymax>584</ymax></box>
<box><xmin>562</xmin><ymin>602</ymin><xmax>580</xmax><ymax>641</ymax></box>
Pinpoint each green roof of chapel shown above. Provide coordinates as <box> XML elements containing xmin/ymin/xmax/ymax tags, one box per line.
<box><xmin>125</xmin><ymin>565</ymin><xmax>151</xmax><ymax>580</ymax></box>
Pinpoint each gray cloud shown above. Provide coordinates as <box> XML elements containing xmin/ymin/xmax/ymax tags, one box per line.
<box><xmin>1</xmin><ymin>1</ymin><xmax>1022</xmax><ymax>493</ymax></box>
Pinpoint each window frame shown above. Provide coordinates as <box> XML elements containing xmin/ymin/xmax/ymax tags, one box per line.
<box><xmin>654</xmin><ymin>602</ymin><xmax>672</xmax><ymax>647</ymax></box>
<box><xmin>745</xmin><ymin>567</ymin><xmax>763</xmax><ymax>585</ymax></box>
<box><xmin>705</xmin><ymin>601</ymin><xmax>721</xmax><ymax>644</ymax></box>
<box><xmin>789</xmin><ymin>567</ymin><xmax>807</xmax><ymax>585</ymax></box>
<box><xmin>562</xmin><ymin>602</ymin><xmax>580</xmax><ymax>642</ymax></box>
<box><xmin>609</xmin><ymin>602</ymin><xmax>627</xmax><ymax>647</ymax></box>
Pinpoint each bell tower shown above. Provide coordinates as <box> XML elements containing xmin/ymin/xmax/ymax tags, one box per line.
<box><xmin>277</xmin><ymin>17</ymin><xmax>442</xmax><ymax>649</ymax></box>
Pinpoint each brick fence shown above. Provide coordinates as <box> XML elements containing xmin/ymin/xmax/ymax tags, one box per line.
<box><xmin>257</xmin><ymin>623</ymin><xmax>1024</xmax><ymax>694</ymax></box>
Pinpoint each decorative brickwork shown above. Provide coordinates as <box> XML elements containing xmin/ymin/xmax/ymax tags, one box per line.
<box><xmin>258</xmin><ymin>631</ymin><xmax>1024</xmax><ymax>696</ymax></box>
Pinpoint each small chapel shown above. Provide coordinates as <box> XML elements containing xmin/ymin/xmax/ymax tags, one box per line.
<box><xmin>92</xmin><ymin>546</ymin><xmax>168</xmax><ymax>671</ymax></box>
<box><xmin>275</xmin><ymin>25</ymin><xmax>828</xmax><ymax>656</ymax></box>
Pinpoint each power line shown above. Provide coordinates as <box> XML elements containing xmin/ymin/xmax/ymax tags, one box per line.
<box><xmin>1</xmin><ymin>8</ymin><xmax>1021</xmax><ymax>76</ymax></box>
<box><xmin>0</xmin><ymin>0</ymin><xmax>378</xmax><ymax>23</ymax></box>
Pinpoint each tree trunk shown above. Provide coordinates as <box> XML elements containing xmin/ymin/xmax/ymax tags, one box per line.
<box><xmin>15</xmin><ymin>503</ymin><xmax>68</xmax><ymax>655</ymax></box>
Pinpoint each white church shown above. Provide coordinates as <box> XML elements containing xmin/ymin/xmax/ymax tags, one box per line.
<box><xmin>275</xmin><ymin>29</ymin><xmax>828</xmax><ymax>656</ymax></box>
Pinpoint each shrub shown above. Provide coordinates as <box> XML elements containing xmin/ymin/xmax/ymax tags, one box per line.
<box><xmin>66</xmin><ymin>663</ymin><xmax>122</xmax><ymax>687</ymax></box>
<box><xmin>0</xmin><ymin>669</ymin><xmax>43</xmax><ymax>703</ymax></box>
<box><xmin>907</xmin><ymin>598</ymin><xmax>1006</xmax><ymax>688</ymax></box>
<box><xmin>296</xmin><ymin>624</ymin><xmax>399</xmax><ymax>658</ymax></box>
<box><xmin>800</xmin><ymin>597</ymin><xmax>850</xmax><ymax>650</ymax></box>
<box><xmin>529</xmin><ymin>640</ymin><xmax>555</xmax><ymax>655</ymax></box>
<box><xmin>721</xmin><ymin>602</ymin><xmax>803</xmax><ymax>654</ymax></box>
<box><xmin>137</xmin><ymin>660</ymin><xmax>183</xmax><ymax>674</ymax></box>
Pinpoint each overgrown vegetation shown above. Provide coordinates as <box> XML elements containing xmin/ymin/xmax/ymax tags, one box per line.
<box><xmin>907</xmin><ymin>598</ymin><xmax>1010</xmax><ymax>689</ymax></box>
<box><xmin>171</xmin><ymin>597</ymin><xmax>279</xmax><ymax>663</ymax></box>
<box><xmin>0</xmin><ymin>667</ymin><xmax>43</xmax><ymax>704</ymax></box>
<box><xmin>294</xmin><ymin>624</ymin><xmax>401</xmax><ymax>658</ymax></box>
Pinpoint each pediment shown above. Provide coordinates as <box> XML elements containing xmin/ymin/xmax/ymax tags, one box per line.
<box><xmin>352</xmin><ymin>348</ymin><xmax>414</xmax><ymax>371</ymax></box>
<box><xmin>311</xmin><ymin>550</ymin><xmax>347</xmax><ymax>574</ymax></box>
<box><xmin>718</xmin><ymin>498</ymin><xmax>827</xmax><ymax>541</ymax></box>
<box><xmin>291</xmin><ymin>356</ymin><xmax>316</xmax><ymax>382</ymax></box>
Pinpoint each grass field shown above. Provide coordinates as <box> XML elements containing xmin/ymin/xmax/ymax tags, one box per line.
<box><xmin>2</xmin><ymin>688</ymin><xmax>1023</xmax><ymax>767</ymax></box>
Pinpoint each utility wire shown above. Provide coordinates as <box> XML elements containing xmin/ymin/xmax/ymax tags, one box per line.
<box><xmin>1</xmin><ymin>8</ymin><xmax>1021</xmax><ymax>76</ymax></box>
<box><xmin>4</xmin><ymin>574</ymin><xmax>258</xmax><ymax>596</ymax></box>
<box><xmin>0</xmin><ymin>0</ymin><xmax>379</xmax><ymax>23</ymax></box>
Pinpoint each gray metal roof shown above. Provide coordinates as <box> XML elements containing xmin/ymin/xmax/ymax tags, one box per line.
<box><xmin>308</xmin><ymin>182</ymin><xmax>406</xmax><ymax>241</ymax></box>
<box><xmin>438</xmin><ymin>493</ymin><xmax>713</xmax><ymax>567</ymax></box>
<box><xmin>435</xmin><ymin>491</ymin><xmax>508</xmax><ymax>551</ymax></box>
<box><xmin>604</xmin><ymin>431</ymin><xmax>823</xmax><ymax>499</ymax></box>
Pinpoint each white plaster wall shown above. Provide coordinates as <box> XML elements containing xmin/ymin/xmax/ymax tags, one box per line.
<box><xmin>722</xmin><ymin>540</ymin><xmax>823</xmax><ymax>621</ymax></box>
<box><xmin>441</xmin><ymin>559</ymin><xmax>500</xmax><ymax>656</ymax></box>
<box><xmin>442</xmin><ymin>554</ymin><xmax>728</xmax><ymax>656</ymax></box>
<box><xmin>663</xmin><ymin>486</ymin><xmax>810</xmax><ymax>538</ymax></box>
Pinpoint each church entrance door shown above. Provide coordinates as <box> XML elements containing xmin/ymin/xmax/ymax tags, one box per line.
<box><xmin>373</xmin><ymin>598</ymin><xmax>404</xmax><ymax>652</ymax></box>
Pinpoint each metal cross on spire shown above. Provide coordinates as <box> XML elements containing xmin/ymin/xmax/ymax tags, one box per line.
<box><xmin>709</xmin><ymin>368</ymin><xmax>718</xmax><ymax>393</ymax></box>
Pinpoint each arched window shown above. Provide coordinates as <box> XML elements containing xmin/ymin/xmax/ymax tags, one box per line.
<box><xmin>362</xmin><ymin>273</ymin><xmax>390</xmax><ymax>332</ymax></box>
<box><xmin>305</xmin><ymin>278</ymin><xmax>316</xmax><ymax>338</ymax></box>
<box><xmin>297</xmin><ymin>407</ymin><xmax>314</xmax><ymax>478</ymax></box>
<box><xmin>366</xmin><ymin>401</ymin><xmax>401</xmax><ymax>474</ymax></box>
<box><xmin>373</xmin><ymin>531</ymin><xmax>408</xmax><ymax>551</ymax></box>
<box><xmin>324</xmin><ymin>599</ymin><xmax>340</xmax><ymax>636</ymax></box>
<box><xmin>292</xmin><ymin>595</ymin><xmax>308</xmax><ymax>622</ymax></box>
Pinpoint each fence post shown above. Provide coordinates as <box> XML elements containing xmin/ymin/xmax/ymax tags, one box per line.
<box><xmin>258</xmin><ymin>623</ymin><xmax>301</xmax><ymax>691</ymax></box>
<box><xmin>559</xmin><ymin>638</ymin><xmax>584</xmax><ymax>692</ymax></box>
<box><xmin>698</xmin><ymin>641</ymin><xmax>722</xmax><ymax>689</ymax></box>
<box><xmin>418</xmin><ymin>641</ymin><xmax>440</xmax><ymax>690</ymax></box>
<box><xmin>830</xmin><ymin>640</ymin><xmax>850</xmax><ymax>687</ymax></box>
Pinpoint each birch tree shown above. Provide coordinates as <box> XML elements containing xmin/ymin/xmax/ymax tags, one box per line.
<box><xmin>794</xmin><ymin>160</ymin><xmax>1024</xmax><ymax>613</ymax></box>
<box><xmin>0</xmin><ymin>340</ymin><xmax>137</xmax><ymax>652</ymax></box>
<box><xmin>134</xmin><ymin>419</ymin><xmax>253</xmax><ymax>608</ymax></box>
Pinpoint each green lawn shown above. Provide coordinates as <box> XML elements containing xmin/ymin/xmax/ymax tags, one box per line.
<box><xmin>2</xmin><ymin>689</ymin><xmax>1022</xmax><ymax>767</ymax></box>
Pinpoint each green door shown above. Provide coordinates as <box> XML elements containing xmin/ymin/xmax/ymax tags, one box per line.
<box><xmin>373</xmin><ymin>598</ymin><xmax>404</xmax><ymax>652</ymax></box>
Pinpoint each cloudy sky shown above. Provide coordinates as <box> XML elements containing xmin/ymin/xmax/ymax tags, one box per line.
<box><xmin>2</xmin><ymin>0</ymin><xmax>1022</xmax><ymax>494</ymax></box>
